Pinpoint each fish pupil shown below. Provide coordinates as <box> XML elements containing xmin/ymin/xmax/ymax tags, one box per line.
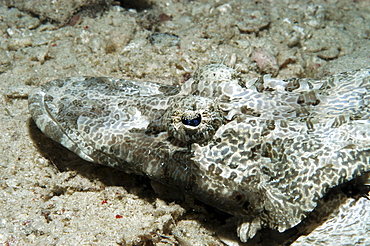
<box><xmin>182</xmin><ymin>114</ymin><xmax>201</xmax><ymax>126</ymax></box>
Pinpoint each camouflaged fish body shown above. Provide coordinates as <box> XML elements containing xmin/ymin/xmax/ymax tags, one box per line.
<box><xmin>28</xmin><ymin>64</ymin><xmax>370</xmax><ymax>242</ymax></box>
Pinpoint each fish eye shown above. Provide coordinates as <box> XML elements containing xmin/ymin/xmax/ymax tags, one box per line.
<box><xmin>165</xmin><ymin>96</ymin><xmax>223</xmax><ymax>145</ymax></box>
<box><xmin>181</xmin><ymin>113</ymin><xmax>201</xmax><ymax>126</ymax></box>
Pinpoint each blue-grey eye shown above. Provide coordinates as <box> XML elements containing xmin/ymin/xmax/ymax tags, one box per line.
<box><xmin>182</xmin><ymin>114</ymin><xmax>201</xmax><ymax>126</ymax></box>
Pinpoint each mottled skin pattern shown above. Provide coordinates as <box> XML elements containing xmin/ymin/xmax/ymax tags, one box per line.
<box><xmin>28</xmin><ymin>64</ymin><xmax>370</xmax><ymax>242</ymax></box>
